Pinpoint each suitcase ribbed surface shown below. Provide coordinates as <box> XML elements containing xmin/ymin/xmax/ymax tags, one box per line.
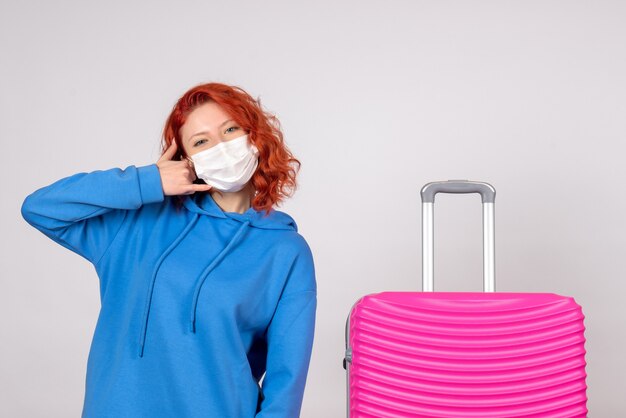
<box><xmin>348</xmin><ymin>292</ymin><xmax>588</xmax><ymax>417</ymax></box>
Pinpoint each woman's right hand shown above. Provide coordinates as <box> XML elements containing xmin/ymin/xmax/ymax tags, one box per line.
<box><xmin>156</xmin><ymin>141</ymin><xmax>212</xmax><ymax>196</ymax></box>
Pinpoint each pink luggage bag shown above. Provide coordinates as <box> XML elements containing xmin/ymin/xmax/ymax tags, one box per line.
<box><xmin>343</xmin><ymin>180</ymin><xmax>588</xmax><ymax>417</ymax></box>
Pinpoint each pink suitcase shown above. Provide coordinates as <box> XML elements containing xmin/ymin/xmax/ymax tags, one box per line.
<box><xmin>343</xmin><ymin>180</ymin><xmax>588</xmax><ymax>417</ymax></box>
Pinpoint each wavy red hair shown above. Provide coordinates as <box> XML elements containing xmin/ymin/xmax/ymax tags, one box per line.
<box><xmin>160</xmin><ymin>82</ymin><xmax>301</xmax><ymax>216</ymax></box>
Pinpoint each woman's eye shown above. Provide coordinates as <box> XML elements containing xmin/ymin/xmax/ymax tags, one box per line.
<box><xmin>225</xmin><ymin>126</ymin><xmax>239</xmax><ymax>134</ymax></box>
<box><xmin>194</xmin><ymin>139</ymin><xmax>207</xmax><ymax>147</ymax></box>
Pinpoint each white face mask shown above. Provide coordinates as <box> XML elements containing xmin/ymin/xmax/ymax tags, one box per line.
<box><xmin>188</xmin><ymin>134</ymin><xmax>260</xmax><ymax>193</ymax></box>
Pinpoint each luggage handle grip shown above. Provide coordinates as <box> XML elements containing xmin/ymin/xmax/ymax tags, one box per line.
<box><xmin>421</xmin><ymin>180</ymin><xmax>496</xmax><ymax>203</ymax></box>
<box><xmin>420</xmin><ymin>180</ymin><xmax>496</xmax><ymax>293</ymax></box>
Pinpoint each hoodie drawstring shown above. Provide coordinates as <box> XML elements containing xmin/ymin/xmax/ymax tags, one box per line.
<box><xmin>189</xmin><ymin>219</ymin><xmax>251</xmax><ymax>333</ymax></box>
<box><xmin>138</xmin><ymin>213</ymin><xmax>200</xmax><ymax>358</ymax></box>
<box><xmin>138</xmin><ymin>214</ymin><xmax>252</xmax><ymax>357</ymax></box>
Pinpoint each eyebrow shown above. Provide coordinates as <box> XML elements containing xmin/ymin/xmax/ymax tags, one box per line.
<box><xmin>188</xmin><ymin>119</ymin><xmax>234</xmax><ymax>141</ymax></box>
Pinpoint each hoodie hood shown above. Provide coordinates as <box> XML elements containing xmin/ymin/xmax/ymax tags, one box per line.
<box><xmin>183</xmin><ymin>191</ymin><xmax>298</xmax><ymax>231</ymax></box>
<box><xmin>137</xmin><ymin>192</ymin><xmax>297</xmax><ymax>357</ymax></box>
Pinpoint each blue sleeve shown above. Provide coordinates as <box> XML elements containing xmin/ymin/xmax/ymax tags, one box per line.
<box><xmin>256</xmin><ymin>240</ymin><xmax>318</xmax><ymax>418</ymax></box>
<box><xmin>20</xmin><ymin>163</ymin><xmax>164</xmax><ymax>266</ymax></box>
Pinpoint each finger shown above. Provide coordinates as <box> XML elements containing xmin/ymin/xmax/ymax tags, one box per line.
<box><xmin>190</xmin><ymin>184</ymin><xmax>212</xmax><ymax>192</ymax></box>
<box><xmin>158</xmin><ymin>140</ymin><xmax>178</xmax><ymax>162</ymax></box>
<box><xmin>183</xmin><ymin>165</ymin><xmax>197</xmax><ymax>182</ymax></box>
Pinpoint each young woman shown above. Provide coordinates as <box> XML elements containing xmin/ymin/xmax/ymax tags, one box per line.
<box><xmin>21</xmin><ymin>82</ymin><xmax>317</xmax><ymax>418</ymax></box>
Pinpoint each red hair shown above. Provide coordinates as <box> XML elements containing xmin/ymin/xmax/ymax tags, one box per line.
<box><xmin>160</xmin><ymin>82</ymin><xmax>301</xmax><ymax>216</ymax></box>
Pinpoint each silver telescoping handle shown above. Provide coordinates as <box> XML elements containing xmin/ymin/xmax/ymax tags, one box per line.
<box><xmin>420</xmin><ymin>180</ymin><xmax>496</xmax><ymax>292</ymax></box>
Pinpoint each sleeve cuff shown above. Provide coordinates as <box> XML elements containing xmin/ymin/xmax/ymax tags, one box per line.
<box><xmin>137</xmin><ymin>164</ymin><xmax>165</xmax><ymax>204</ymax></box>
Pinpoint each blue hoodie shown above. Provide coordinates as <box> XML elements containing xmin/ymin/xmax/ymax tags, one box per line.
<box><xmin>20</xmin><ymin>163</ymin><xmax>317</xmax><ymax>418</ymax></box>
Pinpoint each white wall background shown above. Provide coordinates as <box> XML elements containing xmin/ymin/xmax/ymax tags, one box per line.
<box><xmin>2</xmin><ymin>0</ymin><xmax>625</xmax><ymax>416</ymax></box>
